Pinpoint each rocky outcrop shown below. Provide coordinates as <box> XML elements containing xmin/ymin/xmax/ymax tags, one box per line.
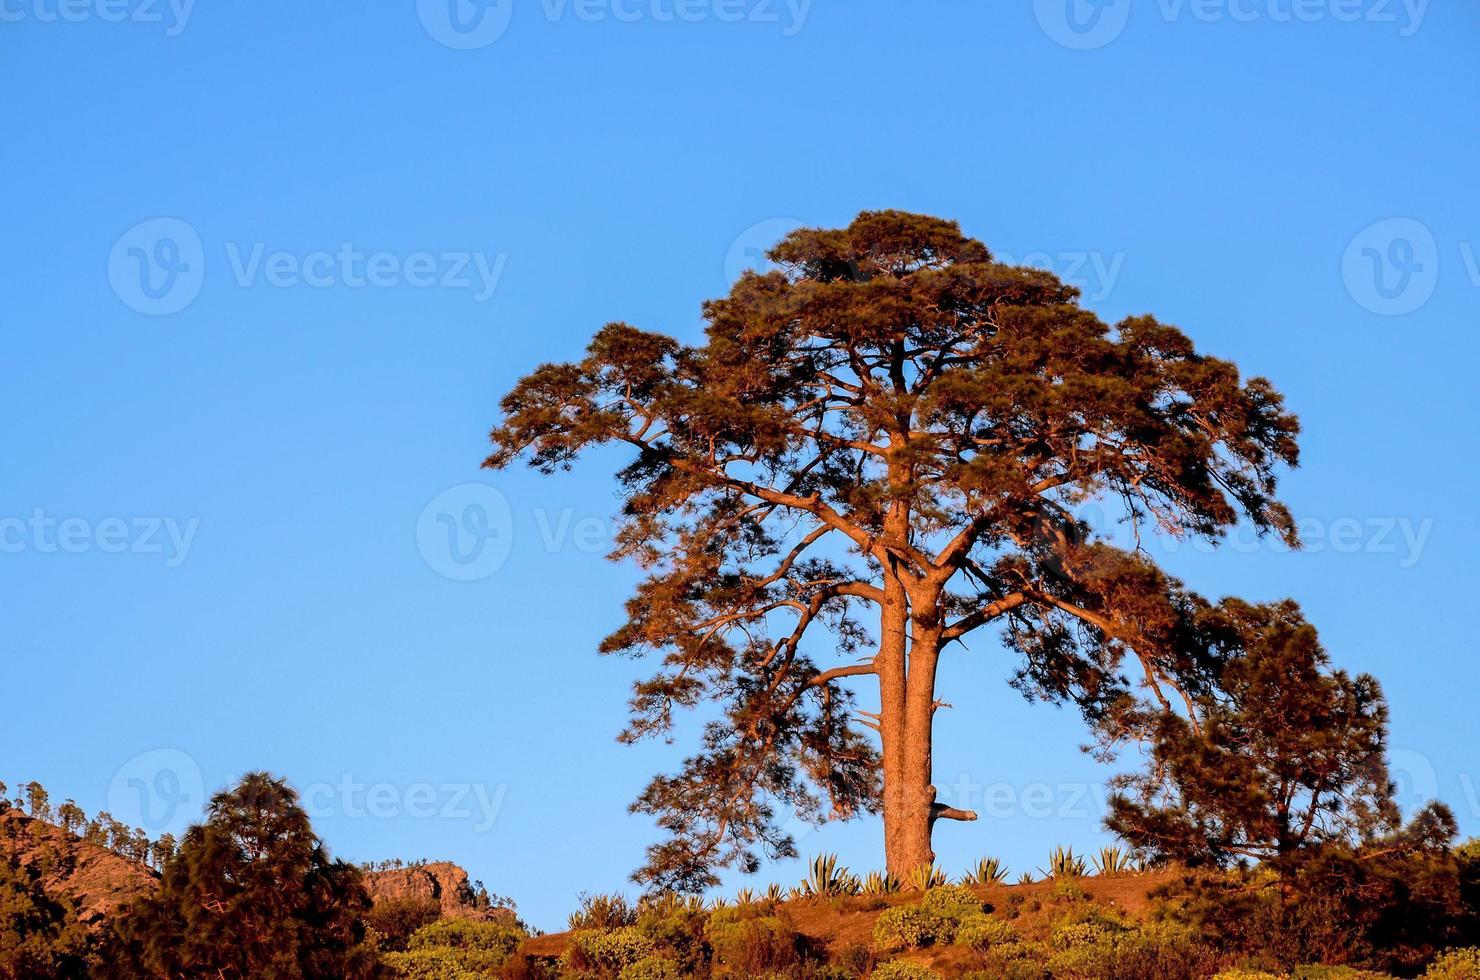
<box><xmin>0</xmin><ymin>808</ymin><xmax>158</xmax><ymax>928</ymax></box>
<box><xmin>363</xmin><ymin>861</ymin><xmax>509</xmax><ymax>921</ymax></box>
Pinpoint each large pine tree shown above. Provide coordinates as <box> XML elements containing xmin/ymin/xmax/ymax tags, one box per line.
<box><xmin>487</xmin><ymin>210</ymin><xmax>1304</xmax><ymax>888</ymax></box>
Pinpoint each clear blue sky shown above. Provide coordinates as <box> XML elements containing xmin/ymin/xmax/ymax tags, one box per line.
<box><xmin>3</xmin><ymin>0</ymin><xmax>1477</xmax><ymax>931</ymax></box>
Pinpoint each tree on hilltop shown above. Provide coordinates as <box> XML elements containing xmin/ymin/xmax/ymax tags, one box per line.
<box><xmin>108</xmin><ymin>772</ymin><xmax>380</xmax><ymax>979</ymax></box>
<box><xmin>486</xmin><ymin>210</ymin><xmax>1307</xmax><ymax>889</ymax></box>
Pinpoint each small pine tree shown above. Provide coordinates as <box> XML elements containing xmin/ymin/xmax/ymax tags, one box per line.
<box><xmin>109</xmin><ymin>772</ymin><xmax>380</xmax><ymax>979</ymax></box>
<box><xmin>1107</xmin><ymin>599</ymin><xmax>1397</xmax><ymax>868</ymax></box>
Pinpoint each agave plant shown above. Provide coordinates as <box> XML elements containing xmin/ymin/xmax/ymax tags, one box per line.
<box><xmin>801</xmin><ymin>853</ymin><xmax>859</xmax><ymax>897</ymax></box>
<box><xmin>734</xmin><ymin>887</ymin><xmax>759</xmax><ymax>906</ymax></box>
<box><xmin>637</xmin><ymin>892</ymin><xmax>703</xmax><ymax>919</ymax></box>
<box><xmin>1092</xmin><ymin>845</ymin><xmax>1132</xmax><ymax>877</ymax></box>
<box><xmin>1017</xmin><ymin>872</ymin><xmax>1036</xmax><ymax>885</ymax></box>
<box><xmin>904</xmin><ymin>862</ymin><xmax>948</xmax><ymax>892</ymax></box>
<box><xmin>708</xmin><ymin>896</ymin><xmax>731</xmax><ymax>911</ymax></box>
<box><xmin>763</xmin><ymin>882</ymin><xmax>785</xmax><ymax>903</ymax></box>
<box><xmin>860</xmin><ymin>870</ymin><xmax>901</xmax><ymax>896</ymax></box>
<box><xmin>786</xmin><ymin>885</ymin><xmax>808</xmax><ymax>901</ymax></box>
<box><xmin>568</xmin><ymin>892</ymin><xmax>636</xmax><ymax>930</ymax></box>
<box><xmin>1039</xmin><ymin>845</ymin><xmax>1088</xmax><ymax>880</ymax></box>
<box><xmin>961</xmin><ymin>856</ymin><xmax>1009</xmax><ymax>886</ymax></box>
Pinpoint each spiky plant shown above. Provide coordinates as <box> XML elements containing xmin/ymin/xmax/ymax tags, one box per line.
<box><xmin>735</xmin><ymin>887</ymin><xmax>758</xmax><ymax>906</ymax></box>
<box><xmin>1092</xmin><ymin>846</ymin><xmax>1132</xmax><ymax>877</ymax></box>
<box><xmin>786</xmin><ymin>885</ymin><xmax>808</xmax><ymax>901</ymax></box>
<box><xmin>1039</xmin><ymin>846</ymin><xmax>1087</xmax><ymax>880</ymax></box>
<box><xmin>568</xmin><ymin>892</ymin><xmax>636</xmax><ymax>930</ymax></box>
<box><xmin>764</xmin><ymin>882</ymin><xmax>785</xmax><ymax>903</ymax></box>
<box><xmin>801</xmin><ymin>853</ymin><xmax>858</xmax><ymax>897</ymax></box>
<box><xmin>708</xmin><ymin>896</ymin><xmax>731</xmax><ymax>911</ymax></box>
<box><xmin>961</xmin><ymin>857</ymin><xmax>1009</xmax><ymax>886</ymax></box>
<box><xmin>858</xmin><ymin>870</ymin><xmax>900</xmax><ymax>896</ymax></box>
<box><xmin>903</xmin><ymin>863</ymin><xmax>947</xmax><ymax>892</ymax></box>
<box><xmin>1017</xmin><ymin>872</ymin><xmax>1036</xmax><ymax>885</ymax></box>
<box><xmin>637</xmin><ymin>892</ymin><xmax>703</xmax><ymax>919</ymax></box>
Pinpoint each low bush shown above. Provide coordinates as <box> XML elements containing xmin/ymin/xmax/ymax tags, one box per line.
<box><xmin>872</xmin><ymin>961</ymin><xmax>944</xmax><ymax>980</ymax></box>
<box><xmin>384</xmin><ymin>917</ymin><xmax>527</xmax><ymax>979</ymax></box>
<box><xmin>383</xmin><ymin>945</ymin><xmax>512</xmax><ymax>979</ymax></box>
<box><xmin>563</xmin><ymin>926</ymin><xmax>657</xmax><ymax>975</ymax></box>
<box><xmin>705</xmin><ymin>913</ymin><xmax>804</xmax><ymax>976</ymax></box>
<box><xmin>1423</xmin><ymin>947</ymin><xmax>1480</xmax><ymax>979</ymax></box>
<box><xmin>874</xmin><ymin>904</ymin><xmax>953</xmax><ymax>951</ymax></box>
<box><xmin>955</xmin><ymin>914</ymin><xmax>1017</xmax><ymax>954</ymax></box>
<box><xmin>617</xmin><ymin>955</ymin><xmax>682</xmax><ymax>980</ymax></box>
<box><xmin>365</xmin><ymin>897</ymin><xmax>443</xmax><ymax>952</ymax></box>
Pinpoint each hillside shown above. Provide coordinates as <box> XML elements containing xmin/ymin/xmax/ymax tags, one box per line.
<box><xmin>0</xmin><ymin>809</ymin><xmax>157</xmax><ymax>929</ymax></box>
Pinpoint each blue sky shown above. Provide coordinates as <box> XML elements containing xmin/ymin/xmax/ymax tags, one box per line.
<box><xmin>2</xmin><ymin>0</ymin><xmax>1477</xmax><ymax>931</ymax></box>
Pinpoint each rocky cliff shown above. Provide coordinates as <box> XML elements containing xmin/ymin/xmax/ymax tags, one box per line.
<box><xmin>363</xmin><ymin>860</ymin><xmax>509</xmax><ymax>921</ymax></box>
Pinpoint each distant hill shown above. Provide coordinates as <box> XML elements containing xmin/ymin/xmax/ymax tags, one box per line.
<box><xmin>0</xmin><ymin>808</ymin><xmax>157</xmax><ymax>929</ymax></box>
<box><xmin>1</xmin><ymin>806</ymin><xmax>503</xmax><ymax>936</ymax></box>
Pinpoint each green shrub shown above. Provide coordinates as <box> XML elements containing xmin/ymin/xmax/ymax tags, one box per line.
<box><xmin>385</xmin><ymin>918</ymin><xmax>527</xmax><ymax>979</ymax></box>
<box><xmin>384</xmin><ymin>946</ymin><xmax>512</xmax><ymax>979</ymax></box>
<box><xmin>920</xmin><ymin>884</ymin><xmax>985</xmax><ymax>919</ymax></box>
<box><xmin>1423</xmin><ymin>947</ymin><xmax>1480</xmax><ymax>979</ymax></box>
<box><xmin>365</xmin><ymin>897</ymin><xmax>444</xmax><ymax>952</ymax></box>
<box><xmin>407</xmin><ymin>917</ymin><xmax>524</xmax><ymax>954</ymax></box>
<box><xmin>874</xmin><ymin>905</ymin><xmax>952</xmax><ymax>951</ymax></box>
<box><xmin>1211</xmin><ymin>971</ymin><xmax>1285</xmax><ymax>980</ymax></box>
<box><xmin>1043</xmin><ymin>921</ymin><xmax>1230</xmax><ymax>980</ymax></box>
<box><xmin>872</xmin><ymin>961</ymin><xmax>943</xmax><ymax>980</ymax></box>
<box><xmin>956</xmin><ymin>914</ymin><xmax>1017</xmax><ymax>953</ymax></box>
<box><xmin>1293</xmin><ymin>966</ymin><xmax>1395</xmax><ymax>978</ymax></box>
<box><xmin>705</xmin><ymin>913</ymin><xmax>803</xmax><ymax>976</ymax></box>
<box><xmin>563</xmin><ymin>927</ymin><xmax>657</xmax><ymax>974</ymax></box>
<box><xmin>618</xmin><ymin>955</ymin><xmax>682</xmax><ymax>980</ymax></box>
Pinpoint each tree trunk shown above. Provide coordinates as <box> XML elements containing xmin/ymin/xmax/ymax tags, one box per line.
<box><xmin>878</xmin><ymin>575</ymin><xmax>942</xmax><ymax>876</ymax></box>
